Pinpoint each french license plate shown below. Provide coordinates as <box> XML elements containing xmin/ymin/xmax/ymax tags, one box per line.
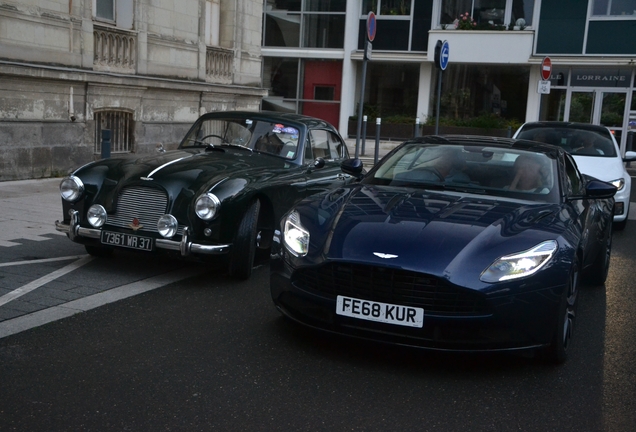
<box><xmin>101</xmin><ymin>231</ymin><xmax>154</xmax><ymax>251</ymax></box>
<box><xmin>336</xmin><ymin>295</ymin><xmax>424</xmax><ymax>328</ymax></box>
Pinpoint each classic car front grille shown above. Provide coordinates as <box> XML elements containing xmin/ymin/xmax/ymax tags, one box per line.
<box><xmin>292</xmin><ymin>263</ymin><xmax>489</xmax><ymax>316</ymax></box>
<box><xmin>107</xmin><ymin>186</ymin><xmax>183</xmax><ymax>235</ymax></box>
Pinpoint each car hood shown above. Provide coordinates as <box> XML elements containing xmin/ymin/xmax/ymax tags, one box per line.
<box><xmin>572</xmin><ymin>155</ymin><xmax>627</xmax><ymax>182</ymax></box>
<box><xmin>300</xmin><ymin>185</ymin><xmax>565</xmax><ymax>288</ymax></box>
<box><xmin>75</xmin><ymin>148</ymin><xmax>295</xmax><ymax>193</ymax></box>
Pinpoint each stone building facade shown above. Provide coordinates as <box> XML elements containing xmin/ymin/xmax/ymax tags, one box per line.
<box><xmin>0</xmin><ymin>0</ymin><xmax>266</xmax><ymax>181</ymax></box>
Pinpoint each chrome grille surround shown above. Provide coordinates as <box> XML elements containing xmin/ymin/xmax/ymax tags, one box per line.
<box><xmin>292</xmin><ymin>263</ymin><xmax>490</xmax><ymax>316</ymax></box>
<box><xmin>106</xmin><ymin>186</ymin><xmax>183</xmax><ymax>235</ymax></box>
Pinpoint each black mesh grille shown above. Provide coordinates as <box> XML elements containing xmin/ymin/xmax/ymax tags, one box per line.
<box><xmin>292</xmin><ymin>263</ymin><xmax>489</xmax><ymax>316</ymax></box>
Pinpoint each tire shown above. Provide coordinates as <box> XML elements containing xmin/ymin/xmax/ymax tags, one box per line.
<box><xmin>586</xmin><ymin>223</ymin><xmax>613</xmax><ymax>286</ymax></box>
<box><xmin>543</xmin><ymin>261</ymin><xmax>580</xmax><ymax>365</ymax></box>
<box><xmin>228</xmin><ymin>200</ymin><xmax>260</xmax><ymax>280</ymax></box>
<box><xmin>84</xmin><ymin>245</ymin><xmax>114</xmax><ymax>257</ymax></box>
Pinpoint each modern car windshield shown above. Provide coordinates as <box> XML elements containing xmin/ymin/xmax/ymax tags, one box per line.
<box><xmin>516</xmin><ymin>126</ymin><xmax>617</xmax><ymax>158</ymax></box>
<box><xmin>364</xmin><ymin>143</ymin><xmax>559</xmax><ymax>203</ymax></box>
<box><xmin>180</xmin><ymin>118</ymin><xmax>301</xmax><ymax>160</ymax></box>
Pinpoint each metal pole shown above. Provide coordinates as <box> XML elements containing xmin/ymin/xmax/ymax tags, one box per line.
<box><xmin>374</xmin><ymin>117</ymin><xmax>381</xmax><ymax>165</ymax></box>
<box><xmin>435</xmin><ymin>69</ymin><xmax>442</xmax><ymax>135</ymax></box>
<box><xmin>355</xmin><ymin>39</ymin><xmax>369</xmax><ymax>159</ymax></box>
<box><xmin>414</xmin><ymin>117</ymin><xmax>420</xmax><ymax>137</ymax></box>
<box><xmin>361</xmin><ymin>115</ymin><xmax>367</xmax><ymax>155</ymax></box>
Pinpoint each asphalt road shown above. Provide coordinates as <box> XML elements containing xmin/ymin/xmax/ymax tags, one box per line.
<box><xmin>0</xmin><ymin>227</ymin><xmax>635</xmax><ymax>431</ymax></box>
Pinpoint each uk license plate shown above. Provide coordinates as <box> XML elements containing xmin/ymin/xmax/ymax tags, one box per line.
<box><xmin>336</xmin><ymin>295</ymin><xmax>424</xmax><ymax>328</ymax></box>
<box><xmin>101</xmin><ymin>230</ymin><xmax>154</xmax><ymax>251</ymax></box>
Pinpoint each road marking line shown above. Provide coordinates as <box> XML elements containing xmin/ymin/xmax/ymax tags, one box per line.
<box><xmin>0</xmin><ymin>255</ymin><xmax>88</xmax><ymax>268</ymax></box>
<box><xmin>0</xmin><ymin>256</ymin><xmax>94</xmax><ymax>307</ymax></box>
<box><xmin>0</xmin><ymin>266</ymin><xmax>207</xmax><ymax>339</ymax></box>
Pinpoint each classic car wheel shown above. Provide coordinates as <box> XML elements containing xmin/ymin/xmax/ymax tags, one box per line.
<box><xmin>586</xmin><ymin>223</ymin><xmax>612</xmax><ymax>286</ymax></box>
<box><xmin>543</xmin><ymin>260</ymin><xmax>579</xmax><ymax>364</ymax></box>
<box><xmin>228</xmin><ymin>200</ymin><xmax>260</xmax><ymax>280</ymax></box>
<box><xmin>84</xmin><ymin>245</ymin><xmax>114</xmax><ymax>257</ymax></box>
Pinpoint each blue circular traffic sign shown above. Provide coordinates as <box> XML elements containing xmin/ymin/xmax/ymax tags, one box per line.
<box><xmin>440</xmin><ymin>40</ymin><xmax>450</xmax><ymax>71</ymax></box>
<box><xmin>367</xmin><ymin>12</ymin><xmax>376</xmax><ymax>42</ymax></box>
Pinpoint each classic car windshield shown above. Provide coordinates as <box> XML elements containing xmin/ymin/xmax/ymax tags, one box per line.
<box><xmin>516</xmin><ymin>126</ymin><xmax>617</xmax><ymax>158</ymax></box>
<box><xmin>366</xmin><ymin>143</ymin><xmax>559</xmax><ymax>202</ymax></box>
<box><xmin>181</xmin><ymin>118</ymin><xmax>301</xmax><ymax>160</ymax></box>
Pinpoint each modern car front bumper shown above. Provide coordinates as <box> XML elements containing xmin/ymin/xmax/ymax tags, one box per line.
<box><xmin>55</xmin><ymin>210</ymin><xmax>231</xmax><ymax>256</ymax></box>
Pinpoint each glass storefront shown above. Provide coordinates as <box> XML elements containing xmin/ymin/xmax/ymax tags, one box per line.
<box><xmin>262</xmin><ymin>57</ymin><xmax>343</xmax><ymax>126</ymax></box>
<box><xmin>540</xmin><ymin>67</ymin><xmax>634</xmax><ymax>151</ymax></box>
<box><xmin>434</xmin><ymin>64</ymin><xmax>529</xmax><ymax>125</ymax></box>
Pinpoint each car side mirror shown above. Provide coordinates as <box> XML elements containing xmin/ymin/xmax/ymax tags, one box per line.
<box><xmin>585</xmin><ymin>179</ymin><xmax>617</xmax><ymax>199</ymax></box>
<box><xmin>341</xmin><ymin>158</ymin><xmax>364</xmax><ymax>179</ymax></box>
<box><xmin>623</xmin><ymin>150</ymin><xmax>636</xmax><ymax>162</ymax></box>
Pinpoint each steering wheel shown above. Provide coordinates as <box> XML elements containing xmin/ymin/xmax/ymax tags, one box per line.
<box><xmin>196</xmin><ymin>134</ymin><xmax>228</xmax><ymax>145</ymax></box>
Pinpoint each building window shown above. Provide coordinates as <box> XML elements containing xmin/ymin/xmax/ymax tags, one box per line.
<box><xmin>205</xmin><ymin>0</ymin><xmax>221</xmax><ymax>46</ymax></box>
<box><xmin>592</xmin><ymin>0</ymin><xmax>636</xmax><ymax>16</ymax></box>
<box><xmin>94</xmin><ymin>110</ymin><xmax>135</xmax><ymax>154</ymax></box>
<box><xmin>438</xmin><ymin>0</ymin><xmax>534</xmax><ymax>28</ymax></box>
<box><xmin>362</xmin><ymin>0</ymin><xmax>412</xmax><ymax>15</ymax></box>
<box><xmin>95</xmin><ymin>0</ymin><xmax>115</xmax><ymax>21</ymax></box>
<box><xmin>263</xmin><ymin>0</ymin><xmax>346</xmax><ymax>48</ymax></box>
<box><xmin>93</xmin><ymin>0</ymin><xmax>133</xmax><ymax>30</ymax></box>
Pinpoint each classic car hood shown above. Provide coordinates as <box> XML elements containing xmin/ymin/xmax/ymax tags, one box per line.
<box><xmin>305</xmin><ymin>185</ymin><xmax>564</xmax><ymax>285</ymax></box>
<box><xmin>76</xmin><ymin>148</ymin><xmax>294</xmax><ymax>192</ymax></box>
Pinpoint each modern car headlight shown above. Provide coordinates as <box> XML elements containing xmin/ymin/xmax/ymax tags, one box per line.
<box><xmin>86</xmin><ymin>204</ymin><xmax>107</xmax><ymax>228</ymax></box>
<box><xmin>609</xmin><ymin>178</ymin><xmax>625</xmax><ymax>191</ymax></box>
<box><xmin>195</xmin><ymin>193</ymin><xmax>221</xmax><ymax>220</ymax></box>
<box><xmin>157</xmin><ymin>214</ymin><xmax>178</xmax><ymax>238</ymax></box>
<box><xmin>60</xmin><ymin>176</ymin><xmax>84</xmax><ymax>202</ymax></box>
<box><xmin>480</xmin><ymin>240</ymin><xmax>558</xmax><ymax>283</ymax></box>
<box><xmin>283</xmin><ymin>210</ymin><xmax>309</xmax><ymax>257</ymax></box>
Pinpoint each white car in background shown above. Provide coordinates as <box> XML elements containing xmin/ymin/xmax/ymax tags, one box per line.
<box><xmin>514</xmin><ymin>121</ymin><xmax>636</xmax><ymax>230</ymax></box>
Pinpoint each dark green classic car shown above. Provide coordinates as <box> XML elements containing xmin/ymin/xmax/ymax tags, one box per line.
<box><xmin>55</xmin><ymin>111</ymin><xmax>354</xmax><ymax>279</ymax></box>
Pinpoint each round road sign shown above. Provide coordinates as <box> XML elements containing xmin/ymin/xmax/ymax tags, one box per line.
<box><xmin>367</xmin><ymin>12</ymin><xmax>376</xmax><ymax>42</ymax></box>
<box><xmin>440</xmin><ymin>40</ymin><xmax>450</xmax><ymax>71</ymax></box>
<box><xmin>541</xmin><ymin>57</ymin><xmax>552</xmax><ymax>81</ymax></box>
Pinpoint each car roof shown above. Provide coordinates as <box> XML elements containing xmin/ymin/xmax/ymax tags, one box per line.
<box><xmin>518</xmin><ymin>121</ymin><xmax>611</xmax><ymax>134</ymax></box>
<box><xmin>404</xmin><ymin>134</ymin><xmax>561</xmax><ymax>156</ymax></box>
<box><xmin>199</xmin><ymin>110</ymin><xmax>338</xmax><ymax>131</ymax></box>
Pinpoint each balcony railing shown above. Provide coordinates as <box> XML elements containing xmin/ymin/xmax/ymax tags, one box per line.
<box><xmin>93</xmin><ymin>25</ymin><xmax>136</xmax><ymax>72</ymax></box>
<box><xmin>206</xmin><ymin>47</ymin><xmax>233</xmax><ymax>82</ymax></box>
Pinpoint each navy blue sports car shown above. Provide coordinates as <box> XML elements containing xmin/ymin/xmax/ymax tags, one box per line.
<box><xmin>270</xmin><ymin>136</ymin><xmax>617</xmax><ymax>363</ymax></box>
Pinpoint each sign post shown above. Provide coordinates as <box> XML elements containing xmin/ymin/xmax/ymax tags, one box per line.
<box><xmin>355</xmin><ymin>12</ymin><xmax>376</xmax><ymax>159</ymax></box>
<box><xmin>538</xmin><ymin>56</ymin><xmax>552</xmax><ymax>94</ymax></box>
<box><xmin>434</xmin><ymin>40</ymin><xmax>449</xmax><ymax>135</ymax></box>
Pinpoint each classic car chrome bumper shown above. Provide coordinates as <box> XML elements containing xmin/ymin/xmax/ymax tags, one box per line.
<box><xmin>55</xmin><ymin>210</ymin><xmax>231</xmax><ymax>256</ymax></box>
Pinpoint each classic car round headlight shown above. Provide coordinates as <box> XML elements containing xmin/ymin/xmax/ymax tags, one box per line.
<box><xmin>283</xmin><ymin>210</ymin><xmax>309</xmax><ymax>257</ymax></box>
<box><xmin>157</xmin><ymin>214</ymin><xmax>178</xmax><ymax>238</ymax></box>
<box><xmin>195</xmin><ymin>193</ymin><xmax>221</xmax><ymax>220</ymax></box>
<box><xmin>86</xmin><ymin>204</ymin><xmax>107</xmax><ymax>228</ymax></box>
<box><xmin>60</xmin><ymin>176</ymin><xmax>84</xmax><ymax>202</ymax></box>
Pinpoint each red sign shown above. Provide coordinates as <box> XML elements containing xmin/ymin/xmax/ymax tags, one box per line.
<box><xmin>541</xmin><ymin>57</ymin><xmax>552</xmax><ymax>81</ymax></box>
<box><xmin>367</xmin><ymin>12</ymin><xmax>376</xmax><ymax>42</ymax></box>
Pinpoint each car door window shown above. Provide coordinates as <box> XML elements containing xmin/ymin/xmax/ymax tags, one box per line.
<box><xmin>564</xmin><ymin>154</ymin><xmax>584</xmax><ymax>195</ymax></box>
<box><xmin>309</xmin><ymin>130</ymin><xmax>330</xmax><ymax>159</ymax></box>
